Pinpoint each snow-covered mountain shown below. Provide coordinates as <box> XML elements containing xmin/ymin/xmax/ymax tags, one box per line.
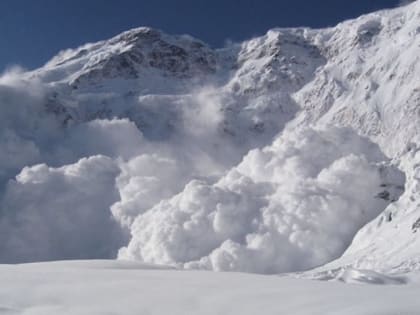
<box><xmin>0</xmin><ymin>0</ymin><xmax>419</xmax><ymax>279</ymax></box>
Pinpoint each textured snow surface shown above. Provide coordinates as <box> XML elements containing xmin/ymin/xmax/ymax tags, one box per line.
<box><xmin>0</xmin><ymin>0</ymin><xmax>419</xmax><ymax>278</ymax></box>
<box><xmin>0</xmin><ymin>260</ymin><xmax>420</xmax><ymax>315</ymax></box>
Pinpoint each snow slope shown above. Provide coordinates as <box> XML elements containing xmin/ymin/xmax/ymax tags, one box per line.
<box><xmin>291</xmin><ymin>0</ymin><xmax>420</xmax><ymax>274</ymax></box>
<box><xmin>0</xmin><ymin>260</ymin><xmax>419</xmax><ymax>315</ymax></box>
<box><xmin>0</xmin><ymin>0</ymin><xmax>419</xmax><ymax>280</ymax></box>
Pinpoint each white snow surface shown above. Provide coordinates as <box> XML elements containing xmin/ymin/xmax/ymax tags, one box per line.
<box><xmin>0</xmin><ymin>260</ymin><xmax>420</xmax><ymax>315</ymax></box>
<box><xmin>0</xmin><ymin>0</ymin><xmax>419</xmax><ymax>282</ymax></box>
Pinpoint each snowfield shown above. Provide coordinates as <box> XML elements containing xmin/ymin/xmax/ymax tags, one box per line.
<box><xmin>0</xmin><ymin>260</ymin><xmax>419</xmax><ymax>315</ymax></box>
<box><xmin>0</xmin><ymin>0</ymin><xmax>420</xmax><ymax>312</ymax></box>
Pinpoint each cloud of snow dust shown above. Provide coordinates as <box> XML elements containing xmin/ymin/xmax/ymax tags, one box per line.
<box><xmin>0</xmin><ymin>69</ymin><xmax>405</xmax><ymax>273</ymax></box>
<box><xmin>0</xmin><ymin>70</ymin><xmax>177</xmax><ymax>262</ymax></box>
<box><xmin>111</xmin><ymin>154</ymin><xmax>190</xmax><ymax>228</ymax></box>
<box><xmin>0</xmin><ymin>156</ymin><xmax>125</xmax><ymax>263</ymax></box>
<box><xmin>0</xmin><ymin>67</ymin><xmax>56</xmax><ymax>185</ymax></box>
<box><xmin>182</xmin><ymin>86</ymin><xmax>224</xmax><ymax>138</ymax></box>
<box><xmin>0</xmin><ymin>71</ymin><xmax>228</xmax><ymax>263</ymax></box>
<box><xmin>119</xmin><ymin>126</ymin><xmax>405</xmax><ymax>273</ymax></box>
<box><xmin>398</xmin><ymin>0</ymin><xmax>416</xmax><ymax>7</ymax></box>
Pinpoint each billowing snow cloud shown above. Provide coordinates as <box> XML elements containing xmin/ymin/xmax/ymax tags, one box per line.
<box><xmin>0</xmin><ymin>156</ymin><xmax>125</xmax><ymax>263</ymax></box>
<box><xmin>0</xmin><ymin>70</ymin><xmax>231</xmax><ymax>263</ymax></box>
<box><xmin>119</xmin><ymin>126</ymin><xmax>404</xmax><ymax>273</ymax></box>
<box><xmin>0</xmin><ymin>70</ymin><xmax>143</xmax><ymax>262</ymax></box>
<box><xmin>111</xmin><ymin>153</ymin><xmax>191</xmax><ymax>228</ymax></box>
<box><xmin>0</xmin><ymin>65</ymin><xmax>405</xmax><ymax>273</ymax></box>
<box><xmin>399</xmin><ymin>0</ymin><xmax>416</xmax><ymax>7</ymax></box>
<box><xmin>0</xmin><ymin>68</ymin><xmax>56</xmax><ymax>184</ymax></box>
<box><xmin>54</xmin><ymin>118</ymin><xmax>147</xmax><ymax>164</ymax></box>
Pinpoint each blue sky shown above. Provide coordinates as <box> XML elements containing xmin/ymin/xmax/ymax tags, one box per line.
<box><xmin>0</xmin><ymin>0</ymin><xmax>402</xmax><ymax>71</ymax></box>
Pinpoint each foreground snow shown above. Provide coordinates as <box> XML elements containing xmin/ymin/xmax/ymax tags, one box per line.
<box><xmin>0</xmin><ymin>260</ymin><xmax>419</xmax><ymax>315</ymax></box>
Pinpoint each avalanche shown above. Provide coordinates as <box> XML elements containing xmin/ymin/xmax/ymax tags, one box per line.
<box><xmin>0</xmin><ymin>0</ymin><xmax>419</xmax><ymax>287</ymax></box>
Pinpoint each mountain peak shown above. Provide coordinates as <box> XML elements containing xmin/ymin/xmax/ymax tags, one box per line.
<box><xmin>37</xmin><ymin>26</ymin><xmax>217</xmax><ymax>88</ymax></box>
